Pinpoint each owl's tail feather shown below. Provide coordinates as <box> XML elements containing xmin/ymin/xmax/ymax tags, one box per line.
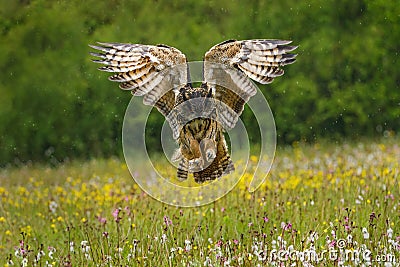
<box><xmin>193</xmin><ymin>150</ymin><xmax>235</xmax><ymax>183</ymax></box>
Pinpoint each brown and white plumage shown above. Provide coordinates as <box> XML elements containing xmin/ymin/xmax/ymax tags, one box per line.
<box><xmin>90</xmin><ymin>39</ymin><xmax>297</xmax><ymax>183</ymax></box>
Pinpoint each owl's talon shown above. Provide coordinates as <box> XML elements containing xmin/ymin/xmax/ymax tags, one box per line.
<box><xmin>189</xmin><ymin>158</ymin><xmax>204</xmax><ymax>172</ymax></box>
<box><xmin>206</xmin><ymin>149</ymin><xmax>216</xmax><ymax>162</ymax></box>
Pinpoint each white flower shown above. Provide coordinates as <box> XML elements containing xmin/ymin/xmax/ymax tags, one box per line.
<box><xmin>387</xmin><ymin>228</ymin><xmax>393</xmax><ymax>239</ymax></box>
<box><xmin>21</xmin><ymin>258</ymin><xmax>28</xmax><ymax>267</ymax></box>
<box><xmin>185</xmin><ymin>240</ymin><xmax>192</xmax><ymax>251</ymax></box>
<box><xmin>203</xmin><ymin>256</ymin><xmax>212</xmax><ymax>266</ymax></box>
<box><xmin>161</xmin><ymin>234</ymin><xmax>167</xmax><ymax>243</ymax></box>
<box><xmin>49</xmin><ymin>201</ymin><xmax>58</xmax><ymax>214</ymax></box>
<box><xmin>307</xmin><ymin>231</ymin><xmax>319</xmax><ymax>243</ymax></box>
<box><xmin>46</xmin><ymin>247</ymin><xmax>56</xmax><ymax>260</ymax></box>
<box><xmin>362</xmin><ymin>227</ymin><xmax>369</xmax><ymax>239</ymax></box>
<box><xmin>347</xmin><ymin>234</ymin><xmax>353</xmax><ymax>244</ymax></box>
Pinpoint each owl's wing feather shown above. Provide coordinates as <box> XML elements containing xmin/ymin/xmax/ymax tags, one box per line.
<box><xmin>90</xmin><ymin>42</ymin><xmax>187</xmax><ymax>117</ymax></box>
<box><xmin>204</xmin><ymin>39</ymin><xmax>297</xmax><ymax>130</ymax></box>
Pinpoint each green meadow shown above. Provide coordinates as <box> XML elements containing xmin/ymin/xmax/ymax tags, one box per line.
<box><xmin>1</xmin><ymin>138</ymin><xmax>398</xmax><ymax>266</ymax></box>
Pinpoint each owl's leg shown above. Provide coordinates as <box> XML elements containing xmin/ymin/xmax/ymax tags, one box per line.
<box><xmin>177</xmin><ymin>158</ymin><xmax>189</xmax><ymax>181</ymax></box>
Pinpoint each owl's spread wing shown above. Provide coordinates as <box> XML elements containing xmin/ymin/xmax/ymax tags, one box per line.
<box><xmin>89</xmin><ymin>42</ymin><xmax>187</xmax><ymax>117</ymax></box>
<box><xmin>204</xmin><ymin>39</ymin><xmax>297</xmax><ymax>129</ymax></box>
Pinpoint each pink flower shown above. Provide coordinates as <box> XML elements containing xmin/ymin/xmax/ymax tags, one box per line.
<box><xmin>112</xmin><ymin>208</ymin><xmax>121</xmax><ymax>223</ymax></box>
<box><xmin>263</xmin><ymin>216</ymin><xmax>269</xmax><ymax>223</ymax></box>
<box><xmin>98</xmin><ymin>216</ymin><xmax>107</xmax><ymax>225</ymax></box>
<box><xmin>285</xmin><ymin>223</ymin><xmax>292</xmax><ymax>230</ymax></box>
<box><xmin>163</xmin><ymin>215</ymin><xmax>173</xmax><ymax>226</ymax></box>
<box><xmin>124</xmin><ymin>206</ymin><xmax>131</xmax><ymax>216</ymax></box>
<box><xmin>233</xmin><ymin>239</ymin><xmax>239</xmax><ymax>245</ymax></box>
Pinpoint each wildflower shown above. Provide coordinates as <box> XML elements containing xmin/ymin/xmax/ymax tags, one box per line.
<box><xmin>185</xmin><ymin>240</ymin><xmax>192</xmax><ymax>251</ymax></box>
<box><xmin>112</xmin><ymin>208</ymin><xmax>121</xmax><ymax>223</ymax></box>
<box><xmin>69</xmin><ymin>242</ymin><xmax>74</xmax><ymax>252</ymax></box>
<box><xmin>21</xmin><ymin>258</ymin><xmax>28</xmax><ymax>267</ymax></box>
<box><xmin>347</xmin><ymin>234</ymin><xmax>353</xmax><ymax>244</ymax></box>
<box><xmin>36</xmin><ymin>250</ymin><xmax>45</xmax><ymax>262</ymax></box>
<box><xmin>362</xmin><ymin>227</ymin><xmax>369</xmax><ymax>239</ymax></box>
<box><xmin>161</xmin><ymin>234</ymin><xmax>167</xmax><ymax>243</ymax></box>
<box><xmin>203</xmin><ymin>256</ymin><xmax>212</xmax><ymax>266</ymax></box>
<box><xmin>48</xmin><ymin>246</ymin><xmax>56</xmax><ymax>259</ymax></box>
<box><xmin>98</xmin><ymin>216</ymin><xmax>107</xmax><ymax>225</ymax></box>
<box><xmin>387</xmin><ymin>228</ymin><xmax>393</xmax><ymax>239</ymax></box>
<box><xmin>124</xmin><ymin>206</ymin><xmax>131</xmax><ymax>216</ymax></box>
<box><xmin>163</xmin><ymin>215</ymin><xmax>173</xmax><ymax>226</ymax></box>
<box><xmin>81</xmin><ymin>241</ymin><xmax>90</xmax><ymax>253</ymax></box>
<box><xmin>307</xmin><ymin>231</ymin><xmax>319</xmax><ymax>243</ymax></box>
<box><xmin>49</xmin><ymin>201</ymin><xmax>58</xmax><ymax>214</ymax></box>
<box><xmin>263</xmin><ymin>216</ymin><xmax>269</xmax><ymax>223</ymax></box>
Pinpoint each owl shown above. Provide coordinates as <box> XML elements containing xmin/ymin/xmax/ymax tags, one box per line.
<box><xmin>90</xmin><ymin>39</ymin><xmax>297</xmax><ymax>183</ymax></box>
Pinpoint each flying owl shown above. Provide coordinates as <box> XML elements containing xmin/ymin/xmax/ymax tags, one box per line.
<box><xmin>89</xmin><ymin>39</ymin><xmax>297</xmax><ymax>183</ymax></box>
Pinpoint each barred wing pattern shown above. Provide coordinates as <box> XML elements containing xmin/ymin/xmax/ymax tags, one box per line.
<box><xmin>89</xmin><ymin>39</ymin><xmax>297</xmax><ymax>183</ymax></box>
<box><xmin>204</xmin><ymin>39</ymin><xmax>298</xmax><ymax>130</ymax></box>
<box><xmin>89</xmin><ymin>42</ymin><xmax>187</xmax><ymax>118</ymax></box>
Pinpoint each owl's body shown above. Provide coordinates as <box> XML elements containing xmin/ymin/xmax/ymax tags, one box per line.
<box><xmin>90</xmin><ymin>39</ymin><xmax>297</xmax><ymax>183</ymax></box>
<box><xmin>173</xmin><ymin>84</ymin><xmax>234</xmax><ymax>182</ymax></box>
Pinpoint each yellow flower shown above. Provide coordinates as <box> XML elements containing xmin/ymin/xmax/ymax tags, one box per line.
<box><xmin>0</xmin><ymin>217</ymin><xmax>5</xmax><ymax>223</ymax></box>
<box><xmin>81</xmin><ymin>218</ymin><xmax>87</xmax><ymax>223</ymax></box>
<box><xmin>5</xmin><ymin>230</ymin><xmax>11</xmax><ymax>235</ymax></box>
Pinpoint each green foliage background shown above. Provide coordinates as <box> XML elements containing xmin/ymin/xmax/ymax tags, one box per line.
<box><xmin>0</xmin><ymin>0</ymin><xmax>399</xmax><ymax>164</ymax></box>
